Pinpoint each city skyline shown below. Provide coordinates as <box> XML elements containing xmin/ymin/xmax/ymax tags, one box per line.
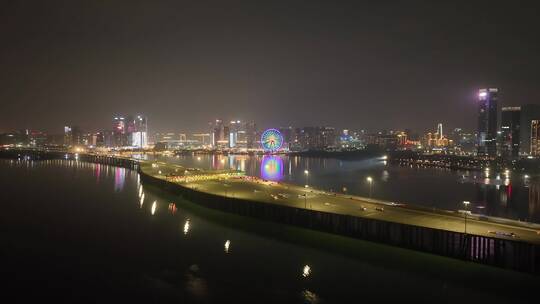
<box><xmin>2</xmin><ymin>2</ymin><xmax>540</xmax><ymax>300</ymax></box>
<box><xmin>2</xmin><ymin>1</ymin><xmax>540</xmax><ymax>133</ymax></box>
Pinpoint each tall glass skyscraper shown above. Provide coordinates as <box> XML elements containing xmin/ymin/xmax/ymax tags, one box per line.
<box><xmin>477</xmin><ymin>88</ymin><xmax>499</xmax><ymax>157</ymax></box>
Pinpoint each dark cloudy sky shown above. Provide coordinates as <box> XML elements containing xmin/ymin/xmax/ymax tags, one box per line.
<box><xmin>1</xmin><ymin>0</ymin><xmax>540</xmax><ymax>134</ymax></box>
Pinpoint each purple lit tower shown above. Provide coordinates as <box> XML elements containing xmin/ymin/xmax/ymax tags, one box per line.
<box><xmin>477</xmin><ymin>88</ymin><xmax>498</xmax><ymax>157</ymax></box>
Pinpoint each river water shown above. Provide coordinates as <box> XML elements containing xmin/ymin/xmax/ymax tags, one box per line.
<box><xmin>141</xmin><ymin>154</ymin><xmax>540</xmax><ymax>224</ymax></box>
<box><xmin>1</xmin><ymin>159</ymin><xmax>537</xmax><ymax>302</ymax></box>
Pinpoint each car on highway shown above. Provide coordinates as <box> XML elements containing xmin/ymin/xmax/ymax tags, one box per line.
<box><xmin>375</xmin><ymin>207</ymin><xmax>384</xmax><ymax>212</ymax></box>
<box><xmin>360</xmin><ymin>206</ymin><xmax>367</xmax><ymax>211</ymax></box>
<box><xmin>488</xmin><ymin>231</ymin><xmax>517</xmax><ymax>238</ymax></box>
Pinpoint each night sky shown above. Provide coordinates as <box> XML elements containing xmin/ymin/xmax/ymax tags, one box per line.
<box><xmin>1</xmin><ymin>1</ymin><xmax>540</xmax><ymax>134</ymax></box>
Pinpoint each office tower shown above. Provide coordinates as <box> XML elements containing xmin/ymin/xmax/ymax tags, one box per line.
<box><xmin>234</xmin><ymin>121</ymin><xmax>248</xmax><ymax>149</ymax></box>
<box><xmin>229</xmin><ymin>120</ymin><xmax>241</xmax><ymax>148</ymax></box>
<box><xmin>131</xmin><ymin>115</ymin><xmax>148</xmax><ymax>148</ymax></box>
<box><xmin>477</xmin><ymin>88</ymin><xmax>499</xmax><ymax>157</ymax></box>
<box><xmin>245</xmin><ymin>121</ymin><xmax>257</xmax><ymax>149</ymax></box>
<box><xmin>112</xmin><ymin>116</ymin><xmax>126</xmax><ymax>147</ymax></box>
<box><xmin>64</xmin><ymin>126</ymin><xmax>72</xmax><ymax>146</ymax></box>
<box><xmin>64</xmin><ymin>125</ymin><xmax>82</xmax><ymax>146</ymax></box>
<box><xmin>211</xmin><ymin>119</ymin><xmax>229</xmax><ymax>148</ymax></box>
<box><xmin>518</xmin><ymin>104</ymin><xmax>540</xmax><ymax>155</ymax></box>
<box><xmin>437</xmin><ymin>123</ymin><xmax>443</xmax><ymax>140</ymax></box>
<box><xmin>279</xmin><ymin>126</ymin><xmax>294</xmax><ymax>150</ymax></box>
<box><xmin>531</xmin><ymin>120</ymin><xmax>540</xmax><ymax>156</ymax></box>
<box><xmin>500</xmin><ymin>107</ymin><xmax>521</xmax><ymax>158</ymax></box>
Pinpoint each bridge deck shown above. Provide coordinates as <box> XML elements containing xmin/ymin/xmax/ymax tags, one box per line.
<box><xmin>138</xmin><ymin>160</ymin><xmax>540</xmax><ymax>245</ymax></box>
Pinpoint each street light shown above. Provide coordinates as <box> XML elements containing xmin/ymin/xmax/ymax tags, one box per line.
<box><xmin>463</xmin><ymin>201</ymin><xmax>470</xmax><ymax>234</ymax></box>
<box><xmin>304</xmin><ymin>170</ymin><xmax>309</xmax><ymax>208</ymax></box>
<box><xmin>366</xmin><ymin>176</ymin><xmax>373</xmax><ymax>198</ymax></box>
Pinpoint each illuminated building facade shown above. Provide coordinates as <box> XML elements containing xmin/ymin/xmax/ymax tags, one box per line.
<box><xmin>64</xmin><ymin>125</ymin><xmax>82</xmax><ymax>146</ymax></box>
<box><xmin>245</xmin><ymin>121</ymin><xmax>257</xmax><ymax>149</ymax></box>
<box><xmin>519</xmin><ymin>104</ymin><xmax>540</xmax><ymax>155</ymax></box>
<box><xmin>531</xmin><ymin>120</ymin><xmax>540</xmax><ymax>156</ymax></box>
<box><xmin>211</xmin><ymin>119</ymin><xmax>228</xmax><ymax>148</ymax></box>
<box><xmin>294</xmin><ymin>127</ymin><xmax>337</xmax><ymax>150</ymax></box>
<box><xmin>112</xmin><ymin>115</ymin><xmax>147</xmax><ymax>148</ymax></box>
<box><xmin>500</xmin><ymin>106</ymin><xmax>521</xmax><ymax>158</ymax></box>
<box><xmin>229</xmin><ymin>120</ymin><xmax>241</xmax><ymax>148</ymax></box>
<box><xmin>477</xmin><ymin>88</ymin><xmax>499</xmax><ymax>157</ymax></box>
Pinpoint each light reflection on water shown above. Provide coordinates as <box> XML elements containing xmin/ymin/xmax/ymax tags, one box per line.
<box><xmin>114</xmin><ymin>167</ymin><xmax>126</xmax><ymax>192</ymax></box>
<box><xmin>260</xmin><ymin>155</ymin><xmax>284</xmax><ymax>181</ymax></box>
<box><xmin>183</xmin><ymin>219</ymin><xmax>190</xmax><ymax>235</ymax></box>
<box><xmin>224</xmin><ymin>240</ymin><xmax>230</xmax><ymax>253</ymax></box>
<box><xmin>151</xmin><ymin>200</ymin><xmax>157</xmax><ymax>215</ymax></box>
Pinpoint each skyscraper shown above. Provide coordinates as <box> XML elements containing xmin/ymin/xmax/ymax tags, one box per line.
<box><xmin>245</xmin><ymin>121</ymin><xmax>257</xmax><ymax>149</ymax></box>
<box><xmin>229</xmin><ymin>120</ymin><xmax>241</xmax><ymax>148</ymax></box>
<box><xmin>500</xmin><ymin>107</ymin><xmax>521</xmax><ymax>158</ymax></box>
<box><xmin>112</xmin><ymin>116</ymin><xmax>126</xmax><ymax>147</ymax></box>
<box><xmin>131</xmin><ymin>115</ymin><xmax>148</xmax><ymax>148</ymax></box>
<box><xmin>477</xmin><ymin>88</ymin><xmax>499</xmax><ymax>157</ymax></box>
<box><xmin>437</xmin><ymin>123</ymin><xmax>443</xmax><ymax>140</ymax></box>
<box><xmin>531</xmin><ymin>120</ymin><xmax>540</xmax><ymax>156</ymax></box>
<box><xmin>519</xmin><ymin>104</ymin><xmax>540</xmax><ymax>155</ymax></box>
<box><xmin>211</xmin><ymin>119</ymin><xmax>229</xmax><ymax>148</ymax></box>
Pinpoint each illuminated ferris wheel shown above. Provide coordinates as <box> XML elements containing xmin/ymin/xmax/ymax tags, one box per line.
<box><xmin>260</xmin><ymin>129</ymin><xmax>284</xmax><ymax>152</ymax></box>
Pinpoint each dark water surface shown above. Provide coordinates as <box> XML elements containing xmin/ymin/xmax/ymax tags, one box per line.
<box><xmin>144</xmin><ymin>154</ymin><xmax>540</xmax><ymax>224</ymax></box>
<box><xmin>1</xmin><ymin>159</ymin><xmax>537</xmax><ymax>303</ymax></box>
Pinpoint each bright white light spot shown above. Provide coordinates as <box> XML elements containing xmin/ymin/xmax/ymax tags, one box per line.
<box><xmin>184</xmin><ymin>220</ymin><xmax>190</xmax><ymax>235</ymax></box>
<box><xmin>224</xmin><ymin>240</ymin><xmax>230</xmax><ymax>253</ymax></box>
<box><xmin>151</xmin><ymin>201</ymin><xmax>157</xmax><ymax>215</ymax></box>
<box><xmin>302</xmin><ymin>265</ymin><xmax>311</xmax><ymax>278</ymax></box>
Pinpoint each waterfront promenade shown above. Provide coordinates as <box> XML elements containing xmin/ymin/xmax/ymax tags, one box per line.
<box><xmin>139</xmin><ymin>159</ymin><xmax>540</xmax><ymax>245</ymax></box>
